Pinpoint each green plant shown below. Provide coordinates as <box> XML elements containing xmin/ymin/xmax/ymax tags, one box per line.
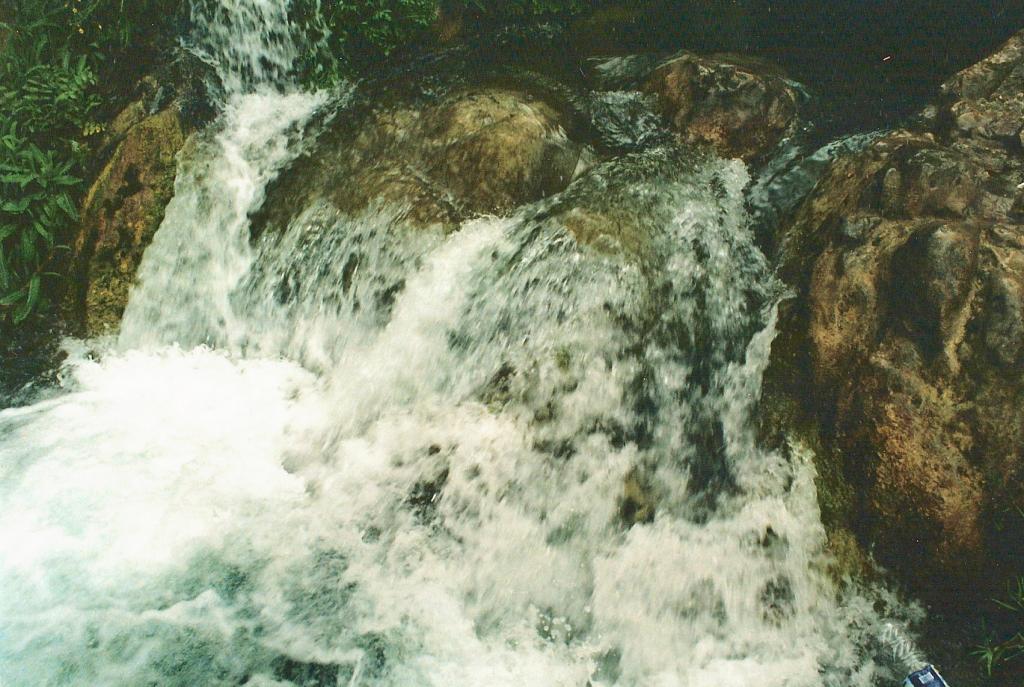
<box><xmin>0</xmin><ymin>133</ymin><xmax>82</xmax><ymax>323</ymax></box>
<box><xmin>0</xmin><ymin>0</ymin><xmax>183</xmax><ymax>326</ymax></box>
<box><xmin>1</xmin><ymin>6</ymin><xmax>98</xmax><ymax>324</ymax></box>
<box><xmin>974</xmin><ymin>577</ymin><xmax>1024</xmax><ymax>676</ymax></box>
<box><xmin>291</xmin><ymin>0</ymin><xmax>440</xmax><ymax>81</ymax></box>
<box><xmin>458</xmin><ymin>0</ymin><xmax>587</xmax><ymax>19</ymax></box>
<box><xmin>294</xmin><ymin>0</ymin><xmax>590</xmax><ymax>82</ymax></box>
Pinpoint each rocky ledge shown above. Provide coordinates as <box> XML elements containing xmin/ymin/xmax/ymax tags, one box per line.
<box><xmin>767</xmin><ymin>30</ymin><xmax>1024</xmax><ymax>614</ymax></box>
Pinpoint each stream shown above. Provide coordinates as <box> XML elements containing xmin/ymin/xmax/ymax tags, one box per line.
<box><xmin>0</xmin><ymin>2</ymin><xmax>921</xmax><ymax>685</ymax></box>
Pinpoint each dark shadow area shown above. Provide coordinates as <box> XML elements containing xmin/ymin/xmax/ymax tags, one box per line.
<box><xmin>755</xmin><ymin>0</ymin><xmax>1024</xmax><ymax>130</ymax></box>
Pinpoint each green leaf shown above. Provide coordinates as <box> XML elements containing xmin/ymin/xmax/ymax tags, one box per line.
<box><xmin>25</xmin><ymin>274</ymin><xmax>40</xmax><ymax>311</ymax></box>
<box><xmin>33</xmin><ymin>220</ymin><xmax>53</xmax><ymax>246</ymax></box>
<box><xmin>20</xmin><ymin>227</ymin><xmax>36</xmax><ymax>263</ymax></box>
<box><xmin>0</xmin><ymin>172</ymin><xmax>36</xmax><ymax>186</ymax></box>
<box><xmin>0</xmin><ymin>286</ymin><xmax>26</xmax><ymax>307</ymax></box>
<box><xmin>1</xmin><ymin>197</ymin><xmax>31</xmax><ymax>213</ymax></box>
<box><xmin>56</xmin><ymin>192</ymin><xmax>78</xmax><ymax>219</ymax></box>
<box><xmin>13</xmin><ymin>291</ymin><xmax>33</xmax><ymax>323</ymax></box>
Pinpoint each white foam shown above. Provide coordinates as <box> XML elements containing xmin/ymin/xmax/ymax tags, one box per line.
<box><xmin>0</xmin><ymin>1</ymin><xmax>919</xmax><ymax>684</ymax></box>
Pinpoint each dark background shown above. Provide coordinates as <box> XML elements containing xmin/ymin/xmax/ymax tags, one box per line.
<box><xmin>758</xmin><ymin>1</ymin><xmax>1024</xmax><ymax>120</ymax></box>
<box><xmin>588</xmin><ymin>0</ymin><xmax>1024</xmax><ymax>129</ymax></box>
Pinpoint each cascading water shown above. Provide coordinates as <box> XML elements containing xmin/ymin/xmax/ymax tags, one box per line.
<box><xmin>0</xmin><ymin>2</ymin><xmax>923</xmax><ymax>686</ymax></box>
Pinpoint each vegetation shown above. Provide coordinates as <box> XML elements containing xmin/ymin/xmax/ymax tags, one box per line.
<box><xmin>0</xmin><ymin>0</ymin><xmax>182</xmax><ymax>327</ymax></box>
<box><xmin>0</xmin><ymin>0</ymin><xmax>588</xmax><ymax>327</ymax></box>
<box><xmin>298</xmin><ymin>0</ymin><xmax>589</xmax><ymax>79</ymax></box>
<box><xmin>974</xmin><ymin>577</ymin><xmax>1024</xmax><ymax>677</ymax></box>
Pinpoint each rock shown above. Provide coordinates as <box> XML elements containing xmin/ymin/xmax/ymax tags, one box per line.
<box><xmin>768</xmin><ymin>37</ymin><xmax>1024</xmax><ymax>607</ymax></box>
<box><xmin>255</xmin><ymin>88</ymin><xmax>583</xmax><ymax>236</ymax></box>
<box><xmin>66</xmin><ymin>106</ymin><xmax>189</xmax><ymax>336</ymax></box>
<box><xmin>940</xmin><ymin>29</ymin><xmax>1024</xmax><ymax>146</ymax></box>
<box><xmin>60</xmin><ymin>50</ymin><xmax>214</xmax><ymax>337</ymax></box>
<box><xmin>642</xmin><ymin>52</ymin><xmax>799</xmax><ymax>161</ymax></box>
<box><xmin>428</xmin><ymin>92</ymin><xmax>581</xmax><ymax>215</ymax></box>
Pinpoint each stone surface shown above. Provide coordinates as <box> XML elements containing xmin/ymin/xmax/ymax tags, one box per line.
<box><xmin>643</xmin><ymin>52</ymin><xmax>799</xmax><ymax>161</ymax></box>
<box><xmin>61</xmin><ymin>51</ymin><xmax>214</xmax><ymax>337</ymax></box>
<box><xmin>940</xmin><ymin>29</ymin><xmax>1024</xmax><ymax>146</ymax></box>
<box><xmin>767</xmin><ymin>34</ymin><xmax>1024</xmax><ymax>606</ymax></box>
<box><xmin>255</xmin><ymin>88</ymin><xmax>583</xmax><ymax>236</ymax></box>
<box><xmin>66</xmin><ymin>106</ymin><xmax>188</xmax><ymax>337</ymax></box>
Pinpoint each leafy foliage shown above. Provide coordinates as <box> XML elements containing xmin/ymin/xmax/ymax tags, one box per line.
<box><xmin>296</xmin><ymin>0</ymin><xmax>588</xmax><ymax>79</ymax></box>
<box><xmin>292</xmin><ymin>0</ymin><xmax>439</xmax><ymax>81</ymax></box>
<box><xmin>0</xmin><ymin>0</ymin><xmax>586</xmax><ymax>324</ymax></box>
<box><xmin>325</xmin><ymin>0</ymin><xmax>438</xmax><ymax>58</ymax></box>
<box><xmin>459</xmin><ymin>0</ymin><xmax>587</xmax><ymax>19</ymax></box>
<box><xmin>974</xmin><ymin>577</ymin><xmax>1024</xmax><ymax>676</ymax></box>
<box><xmin>0</xmin><ymin>0</ymin><xmax>183</xmax><ymax>326</ymax></box>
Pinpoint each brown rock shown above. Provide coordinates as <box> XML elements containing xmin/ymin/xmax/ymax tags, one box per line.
<box><xmin>643</xmin><ymin>53</ymin><xmax>799</xmax><ymax>161</ymax></box>
<box><xmin>256</xmin><ymin>88</ymin><xmax>583</xmax><ymax>236</ymax></box>
<box><xmin>67</xmin><ymin>107</ymin><xmax>188</xmax><ymax>336</ymax></box>
<box><xmin>854</xmin><ymin>346</ymin><xmax>987</xmax><ymax>593</ymax></box>
<box><xmin>770</xmin><ymin>117</ymin><xmax>1024</xmax><ymax>606</ymax></box>
<box><xmin>940</xmin><ymin>29</ymin><xmax>1024</xmax><ymax>146</ymax></box>
<box><xmin>428</xmin><ymin>92</ymin><xmax>581</xmax><ymax>215</ymax></box>
<box><xmin>770</xmin><ymin>31</ymin><xmax>1024</xmax><ymax>605</ymax></box>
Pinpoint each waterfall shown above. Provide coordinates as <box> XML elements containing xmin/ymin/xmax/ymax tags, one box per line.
<box><xmin>0</xmin><ymin>2</ymin><xmax>920</xmax><ymax>686</ymax></box>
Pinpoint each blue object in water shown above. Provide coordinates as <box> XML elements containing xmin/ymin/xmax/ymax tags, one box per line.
<box><xmin>904</xmin><ymin>665</ymin><xmax>949</xmax><ymax>687</ymax></box>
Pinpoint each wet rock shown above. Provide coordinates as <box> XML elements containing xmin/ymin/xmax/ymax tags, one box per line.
<box><xmin>619</xmin><ymin>469</ymin><xmax>656</xmax><ymax>527</ymax></box>
<box><xmin>767</xmin><ymin>35</ymin><xmax>1024</xmax><ymax>607</ymax></box>
<box><xmin>256</xmin><ymin>88</ymin><xmax>582</xmax><ymax>236</ymax></box>
<box><xmin>642</xmin><ymin>52</ymin><xmax>799</xmax><ymax>161</ymax></box>
<box><xmin>66</xmin><ymin>106</ymin><xmax>189</xmax><ymax>337</ymax></box>
<box><xmin>892</xmin><ymin>224</ymin><xmax>981</xmax><ymax>359</ymax></box>
<box><xmin>984</xmin><ymin>269</ymin><xmax>1024</xmax><ymax>367</ymax></box>
<box><xmin>940</xmin><ymin>29</ymin><xmax>1024</xmax><ymax>147</ymax></box>
<box><xmin>428</xmin><ymin>91</ymin><xmax>581</xmax><ymax>214</ymax></box>
<box><xmin>62</xmin><ymin>52</ymin><xmax>214</xmax><ymax>337</ymax></box>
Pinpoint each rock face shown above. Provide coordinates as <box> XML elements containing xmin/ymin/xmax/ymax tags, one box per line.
<box><xmin>255</xmin><ymin>88</ymin><xmax>583</xmax><ymax>235</ymax></box>
<box><xmin>941</xmin><ymin>29</ymin><xmax>1024</xmax><ymax>147</ymax></box>
<box><xmin>64</xmin><ymin>56</ymin><xmax>213</xmax><ymax>337</ymax></box>
<box><xmin>66</xmin><ymin>105</ymin><xmax>187</xmax><ymax>337</ymax></box>
<box><xmin>68</xmin><ymin>43</ymin><xmax>801</xmax><ymax>336</ymax></box>
<box><xmin>643</xmin><ymin>53</ymin><xmax>800</xmax><ymax>161</ymax></box>
<box><xmin>769</xmin><ymin>30</ymin><xmax>1024</xmax><ymax>606</ymax></box>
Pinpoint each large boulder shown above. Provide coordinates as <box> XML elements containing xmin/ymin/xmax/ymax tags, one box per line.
<box><xmin>255</xmin><ymin>88</ymin><xmax>583</xmax><ymax>236</ymax></box>
<box><xmin>940</xmin><ymin>29</ymin><xmax>1024</xmax><ymax>146</ymax></box>
<box><xmin>643</xmin><ymin>53</ymin><xmax>800</xmax><ymax>161</ymax></box>
<box><xmin>64</xmin><ymin>56</ymin><xmax>213</xmax><ymax>337</ymax></box>
<box><xmin>66</xmin><ymin>106</ymin><xmax>187</xmax><ymax>337</ymax></box>
<box><xmin>768</xmin><ymin>30</ymin><xmax>1024</xmax><ymax>607</ymax></box>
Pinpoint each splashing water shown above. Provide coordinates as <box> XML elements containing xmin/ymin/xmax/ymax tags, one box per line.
<box><xmin>0</xmin><ymin>2</ymin><xmax>921</xmax><ymax>686</ymax></box>
<box><xmin>187</xmin><ymin>0</ymin><xmax>309</xmax><ymax>94</ymax></box>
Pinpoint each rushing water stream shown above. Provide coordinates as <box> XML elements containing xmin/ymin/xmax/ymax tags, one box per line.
<box><xmin>1</xmin><ymin>2</ymin><xmax>921</xmax><ymax>686</ymax></box>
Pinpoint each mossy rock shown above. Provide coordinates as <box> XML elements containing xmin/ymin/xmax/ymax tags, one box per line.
<box><xmin>255</xmin><ymin>87</ymin><xmax>583</xmax><ymax>238</ymax></box>
<box><xmin>66</xmin><ymin>106</ymin><xmax>188</xmax><ymax>337</ymax></box>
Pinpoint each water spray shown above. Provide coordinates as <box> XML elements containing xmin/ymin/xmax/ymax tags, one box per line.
<box><xmin>881</xmin><ymin>622</ymin><xmax>950</xmax><ymax>686</ymax></box>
